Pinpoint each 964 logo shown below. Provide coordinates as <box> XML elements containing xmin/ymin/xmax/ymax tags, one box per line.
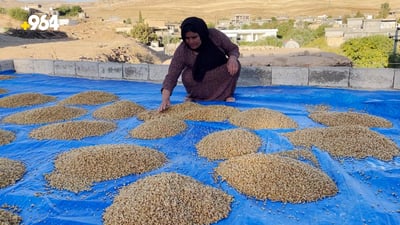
<box><xmin>21</xmin><ymin>15</ymin><xmax>60</xmax><ymax>31</ymax></box>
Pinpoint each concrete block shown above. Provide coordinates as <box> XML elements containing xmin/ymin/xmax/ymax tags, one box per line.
<box><xmin>350</xmin><ymin>68</ymin><xmax>394</xmax><ymax>89</ymax></box>
<box><xmin>33</xmin><ymin>59</ymin><xmax>54</xmax><ymax>75</ymax></box>
<box><xmin>272</xmin><ymin>67</ymin><xmax>308</xmax><ymax>86</ymax></box>
<box><xmin>13</xmin><ymin>59</ymin><xmax>34</xmax><ymax>73</ymax></box>
<box><xmin>99</xmin><ymin>62</ymin><xmax>123</xmax><ymax>79</ymax></box>
<box><xmin>148</xmin><ymin>64</ymin><xmax>169</xmax><ymax>82</ymax></box>
<box><xmin>123</xmin><ymin>63</ymin><xmax>149</xmax><ymax>81</ymax></box>
<box><xmin>0</xmin><ymin>60</ymin><xmax>15</xmax><ymax>73</ymax></box>
<box><xmin>394</xmin><ymin>69</ymin><xmax>400</xmax><ymax>90</ymax></box>
<box><xmin>309</xmin><ymin>67</ymin><xmax>349</xmax><ymax>87</ymax></box>
<box><xmin>54</xmin><ymin>60</ymin><xmax>76</xmax><ymax>76</ymax></box>
<box><xmin>76</xmin><ymin>61</ymin><xmax>99</xmax><ymax>78</ymax></box>
<box><xmin>238</xmin><ymin>66</ymin><xmax>272</xmax><ymax>86</ymax></box>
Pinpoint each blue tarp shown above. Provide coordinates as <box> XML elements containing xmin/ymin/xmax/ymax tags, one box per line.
<box><xmin>0</xmin><ymin>73</ymin><xmax>399</xmax><ymax>225</ymax></box>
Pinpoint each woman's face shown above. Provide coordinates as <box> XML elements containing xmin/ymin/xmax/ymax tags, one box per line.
<box><xmin>184</xmin><ymin>31</ymin><xmax>202</xmax><ymax>50</ymax></box>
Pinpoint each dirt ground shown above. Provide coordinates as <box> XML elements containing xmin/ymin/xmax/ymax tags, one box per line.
<box><xmin>0</xmin><ymin>1</ymin><xmax>354</xmax><ymax>67</ymax></box>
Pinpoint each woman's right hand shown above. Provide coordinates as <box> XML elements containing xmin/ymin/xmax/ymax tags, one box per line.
<box><xmin>158</xmin><ymin>89</ymin><xmax>171</xmax><ymax>112</ymax></box>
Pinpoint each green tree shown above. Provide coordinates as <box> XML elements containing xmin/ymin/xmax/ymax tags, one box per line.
<box><xmin>56</xmin><ymin>5</ymin><xmax>82</xmax><ymax>17</ymax></box>
<box><xmin>7</xmin><ymin>7</ymin><xmax>29</xmax><ymax>21</ymax></box>
<box><xmin>130</xmin><ymin>11</ymin><xmax>157</xmax><ymax>45</ymax></box>
<box><xmin>378</xmin><ymin>2</ymin><xmax>390</xmax><ymax>18</ymax></box>
<box><xmin>341</xmin><ymin>35</ymin><xmax>393</xmax><ymax>68</ymax></box>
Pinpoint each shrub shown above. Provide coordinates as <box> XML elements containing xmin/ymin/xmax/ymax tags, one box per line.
<box><xmin>7</xmin><ymin>7</ymin><xmax>29</xmax><ymax>21</ymax></box>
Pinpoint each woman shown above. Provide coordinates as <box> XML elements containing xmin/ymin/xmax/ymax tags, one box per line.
<box><xmin>158</xmin><ymin>16</ymin><xmax>241</xmax><ymax>112</ymax></box>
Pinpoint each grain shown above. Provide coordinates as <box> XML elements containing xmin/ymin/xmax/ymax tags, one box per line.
<box><xmin>0</xmin><ymin>75</ymin><xmax>15</xmax><ymax>80</ymax></box>
<box><xmin>103</xmin><ymin>172</ymin><xmax>233</xmax><ymax>225</ymax></box>
<box><xmin>29</xmin><ymin>120</ymin><xmax>116</xmax><ymax>140</ymax></box>
<box><xmin>130</xmin><ymin>117</ymin><xmax>187</xmax><ymax>139</ymax></box>
<box><xmin>229</xmin><ymin>108</ymin><xmax>298</xmax><ymax>129</ymax></box>
<box><xmin>284</xmin><ymin>125</ymin><xmax>400</xmax><ymax>161</ymax></box>
<box><xmin>275</xmin><ymin>149</ymin><xmax>320</xmax><ymax>167</ymax></box>
<box><xmin>0</xmin><ymin>209</ymin><xmax>22</xmax><ymax>225</ymax></box>
<box><xmin>0</xmin><ymin>93</ymin><xmax>56</xmax><ymax>108</ymax></box>
<box><xmin>196</xmin><ymin>128</ymin><xmax>262</xmax><ymax>160</ymax></box>
<box><xmin>93</xmin><ymin>100</ymin><xmax>146</xmax><ymax>120</ymax></box>
<box><xmin>0</xmin><ymin>88</ymin><xmax>6</xmax><ymax>94</ymax></box>
<box><xmin>3</xmin><ymin>105</ymin><xmax>87</xmax><ymax>125</ymax></box>
<box><xmin>45</xmin><ymin>144</ymin><xmax>166</xmax><ymax>193</ymax></box>
<box><xmin>182</xmin><ymin>105</ymin><xmax>240</xmax><ymax>122</ymax></box>
<box><xmin>59</xmin><ymin>90</ymin><xmax>118</xmax><ymax>105</ymax></box>
<box><xmin>136</xmin><ymin>102</ymin><xmax>202</xmax><ymax>121</ymax></box>
<box><xmin>309</xmin><ymin>111</ymin><xmax>392</xmax><ymax>128</ymax></box>
<box><xmin>214</xmin><ymin>153</ymin><xmax>338</xmax><ymax>203</ymax></box>
<box><xmin>0</xmin><ymin>158</ymin><xmax>26</xmax><ymax>188</ymax></box>
<box><xmin>0</xmin><ymin>129</ymin><xmax>15</xmax><ymax>146</ymax></box>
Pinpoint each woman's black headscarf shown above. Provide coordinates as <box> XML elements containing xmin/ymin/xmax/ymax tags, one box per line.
<box><xmin>180</xmin><ymin>17</ymin><xmax>227</xmax><ymax>82</ymax></box>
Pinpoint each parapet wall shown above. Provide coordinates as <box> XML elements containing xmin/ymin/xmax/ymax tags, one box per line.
<box><xmin>1</xmin><ymin>59</ymin><xmax>399</xmax><ymax>90</ymax></box>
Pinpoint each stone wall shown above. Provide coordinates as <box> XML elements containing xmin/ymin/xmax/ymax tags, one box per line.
<box><xmin>1</xmin><ymin>59</ymin><xmax>399</xmax><ymax>90</ymax></box>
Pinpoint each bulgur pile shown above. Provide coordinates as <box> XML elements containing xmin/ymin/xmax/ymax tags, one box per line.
<box><xmin>0</xmin><ymin>93</ymin><xmax>56</xmax><ymax>108</ymax></box>
<box><xmin>0</xmin><ymin>158</ymin><xmax>25</xmax><ymax>188</ymax></box>
<box><xmin>29</xmin><ymin>120</ymin><xmax>116</xmax><ymax>140</ymax></box>
<box><xmin>182</xmin><ymin>105</ymin><xmax>240</xmax><ymax>122</ymax></box>
<box><xmin>130</xmin><ymin>117</ymin><xmax>187</xmax><ymax>139</ymax></box>
<box><xmin>214</xmin><ymin>153</ymin><xmax>338</xmax><ymax>203</ymax></box>
<box><xmin>103</xmin><ymin>172</ymin><xmax>233</xmax><ymax>225</ymax></box>
<box><xmin>309</xmin><ymin>111</ymin><xmax>392</xmax><ymax>128</ymax></box>
<box><xmin>0</xmin><ymin>129</ymin><xmax>15</xmax><ymax>146</ymax></box>
<box><xmin>136</xmin><ymin>102</ymin><xmax>202</xmax><ymax>121</ymax></box>
<box><xmin>2</xmin><ymin>105</ymin><xmax>87</xmax><ymax>125</ymax></box>
<box><xmin>284</xmin><ymin>125</ymin><xmax>400</xmax><ymax>161</ymax></box>
<box><xmin>46</xmin><ymin>144</ymin><xmax>166</xmax><ymax>192</ymax></box>
<box><xmin>59</xmin><ymin>90</ymin><xmax>118</xmax><ymax>105</ymax></box>
<box><xmin>92</xmin><ymin>100</ymin><xmax>146</xmax><ymax>120</ymax></box>
<box><xmin>196</xmin><ymin>128</ymin><xmax>262</xmax><ymax>160</ymax></box>
<box><xmin>229</xmin><ymin>108</ymin><xmax>298</xmax><ymax>129</ymax></box>
<box><xmin>0</xmin><ymin>209</ymin><xmax>22</xmax><ymax>225</ymax></box>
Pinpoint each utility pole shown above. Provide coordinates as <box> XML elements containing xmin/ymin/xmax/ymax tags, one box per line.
<box><xmin>393</xmin><ymin>25</ymin><xmax>399</xmax><ymax>54</ymax></box>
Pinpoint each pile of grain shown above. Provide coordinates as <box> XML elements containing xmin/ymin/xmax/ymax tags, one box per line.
<box><xmin>214</xmin><ymin>153</ymin><xmax>338</xmax><ymax>203</ymax></box>
<box><xmin>3</xmin><ymin>105</ymin><xmax>87</xmax><ymax>125</ymax></box>
<box><xmin>0</xmin><ymin>129</ymin><xmax>15</xmax><ymax>146</ymax></box>
<box><xmin>0</xmin><ymin>75</ymin><xmax>15</xmax><ymax>80</ymax></box>
<box><xmin>103</xmin><ymin>172</ymin><xmax>233</xmax><ymax>225</ymax></box>
<box><xmin>0</xmin><ymin>209</ymin><xmax>21</xmax><ymax>225</ymax></box>
<box><xmin>0</xmin><ymin>158</ymin><xmax>25</xmax><ymax>188</ymax></box>
<box><xmin>229</xmin><ymin>108</ymin><xmax>298</xmax><ymax>129</ymax></box>
<box><xmin>46</xmin><ymin>144</ymin><xmax>166</xmax><ymax>192</ymax></box>
<box><xmin>309</xmin><ymin>111</ymin><xmax>392</xmax><ymax>128</ymax></box>
<box><xmin>284</xmin><ymin>125</ymin><xmax>400</xmax><ymax>161</ymax></box>
<box><xmin>29</xmin><ymin>120</ymin><xmax>116</xmax><ymax>140</ymax></box>
<box><xmin>130</xmin><ymin>117</ymin><xmax>187</xmax><ymax>139</ymax></box>
<box><xmin>59</xmin><ymin>91</ymin><xmax>118</xmax><ymax>105</ymax></box>
<box><xmin>0</xmin><ymin>88</ymin><xmax>6</xmax><ymax>94</ymax></box>
<box><xmin>0</xmin><ymin>93</ymin><xmax>56</xmax><ymax>108</ymax></box>
<box><xmin>93</xmin><ymin>100</ymin><xmax>145</xmax><ymax>120</ymax></box>
<box><xmin>196</xmin><ymin>128</ymin><xmax>262</xmax><ymax>160</ymax></box>
<box><xmin>275</xmin><ymin>149</ymin><xmax>320</xmax><ymax>167</ymax></box>
<box><xmin>136</xmin><ymin>102</ymin><xmax>202</xmax><ymax>121</ymax></box>
<box><xmin>182</xmin><ymin>105</ymin><xmax>240</xmax><ymax>122</ymax></box>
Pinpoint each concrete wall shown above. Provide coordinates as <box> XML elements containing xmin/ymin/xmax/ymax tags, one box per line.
<box><xmin>1</xmin><ymin>59</ymin><xmax>399</xmax><ymax>90</ymax></box>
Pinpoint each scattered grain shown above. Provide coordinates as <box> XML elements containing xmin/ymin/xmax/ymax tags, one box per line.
<box><xmin>309</xmin><ymin>111</ymin><xmax>392</xmax><ymax>128</ymax></box>
<box><xmin>136</xmin><ymin>102</ymin><xmax>202</xmax><ymax>121</ymax></box>
<box><xmin>3</xmin><ymin>105</ymin><xmax>87</xmax><ymax>125</ymax></box>
<box><xmin>59</xmin><ymin>90</ymin><xmax>118</xmax><ymax>105</ymax></box>
<box><xmin>275</xmin><ymin>149</ymin><xmax>320</xmax><ymax>167</ymax></box>
<box><xmin>182</xmin><ymin>105</ymin><xmax>240</xmax><ymax>122</ymax></box>
<box><xmin>0</xmin><ymin>129</ymin><xmax>15</xmax><ymax>146</ymax></box>
<box><xmin>93</xmin><ymin>100</ymin><xmax>146</xmax><ymax>120</ymax></box>
<box><xmin>130</xmin><ymin>117</ymin><xmax>187</xmax><ymax>139</ymax></box>
<box><xmin>103</xmin><ymin>172</ymin><xmax>233</xmax><ymax>225</ymax></box>
<box><xmin>0</xmin><ymin>88</ymin><xmax>6</xmax><ymax>94</ymax></box>
<box><xmin>29</xmin><ymin>120</ymin><xmax>116</xmax><ymax>140</ymax></box>
<box><xmin>0</xmin><ymin>93</ymin><xmax>56</xmax><ymax>108</ymax></box>
<box><xmin>214</xmin><ymin>153</ymin><xmax>338</xmax><ymax>203</ymax></box>
<box><xmin>46</xmin><ymin>144</ymin><xmax>166</xmax><ymax>192</ymax></box>
<box><xmin>0</xmin><ymin>158</ymin><xmax>26</xmax><ymax>188</ymax></box>
<box><xmin>196</xmin><ymin>128</ymin><xmax>261</xmax><ymax>160</ymax></box>
<box><xmin>0</xmin><ymin>75</ymin><xmax>15</xmax><ymax>80</ymax></box>
<box><xmin>284</xmin><ymin>125</ymin><xmax>400</xmax><ymax>161</ymax></box>
<box><xmin>229</xmin><ymin>108</ymin><xmax>298</xmax><ymax>129</ymax></box>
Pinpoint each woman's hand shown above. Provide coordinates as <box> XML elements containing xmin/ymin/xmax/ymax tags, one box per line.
<box><xmin>227</xmin><ymin>55</ymin><xmax>239</xmax><ymax>76</ymax></box>
<box><xmin>158</xmin><ymin>89</ymin><xmax>171</xmax><ymax>112</ymax></box>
